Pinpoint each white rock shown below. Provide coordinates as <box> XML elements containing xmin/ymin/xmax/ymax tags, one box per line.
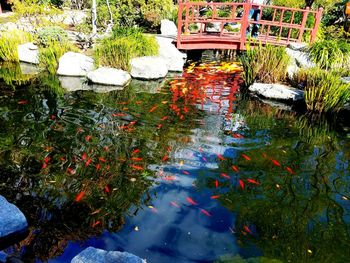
<box><xmin>287</xmin><ymin>42</ymin><xmax>308</xmax><ymax>51</ymax></box>
<box><xmin>130</xmin><ymin>56</ymin><xmax>168</xmax><ymax>80</ymax></box>
<box><xmin>286</xmin><ymin>48</ymin><xmax>315</xmax><ymax>69</ymax></box>
<box><xmin>341</xmin><ymin>77</ymin><xmax>350</xmax><ymax>84</ymax></box>
<box><xmin>57</xmin><ymin>52</ymin><xmax>94</xmax><ymax>77</ymax></box>
<box><xmin>0</xmin><ymin>195</ymin><xmax>28</xmax><ymax>240</ymax></box>
<box><xmin>20</xmin><ymin>63</ymin><xmax>40</xmax><ymax>75</ymax></box>
<box><xmin>17</xmin><ymin>42</ymin><xmax>39</xmax><ymax>64</ymax></box>
<box><xmin>62</xmin><ymin>10</ymin><xmax>88</xmax><ymax>26</ymax></box>
<box><xmin>160</xmin><ymin>19</ymin><xmax>178</xmax><ymax>37</ymax></box>
<box><xmin>249</xmin><ymin>83</ymin><xmax>304</xmax><ymax>101</ymax></box>
<box><xmin>87</xmin><ymin>67</ymin><xmax>131</xmax><ymax>86</ymax></box>
<box><xmin>59</xmin><ymin>76</ymin><xmax>91</xmax><ymax>92</ymax></box>
<box><xmin>156</xmin><ymin>37</ymin><xmax>185</xmax><ymax>72</ymax></box>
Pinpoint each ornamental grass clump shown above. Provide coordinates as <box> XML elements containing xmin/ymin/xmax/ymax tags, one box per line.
<box><xmin>0</xmin><ymin>30</ymin><xmax>32</xmax><ymax>62</ymax></box>
<box><xmin>239</xmin><ymin>44</ymin><xmax>290</xmax><ymax>87</ymax></box>
<box><xmin>94</xmin><ymin>27</ymin><xmax>159</xmax><ymax>71</ymax></box>
<box><xmin>293</xmin><ymin>69</ymin><xmax>350</xmax><ymax>113</ymax></box>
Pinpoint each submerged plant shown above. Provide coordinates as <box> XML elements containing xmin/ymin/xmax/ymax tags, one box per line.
<box><xmin>94</xmin><ymin>27</ymin><xmax>159</xmax><ymax>71</ymax></box>
<box><xmin>239</xmin><ymin>44</ymin><xmax>290</xmax><ymax>87</ymax></box>
<box><xmin>293</xmin><ymin>69</ymin><xmax>350</xmax><ymax>113</ymax></box>
<box><xmin>0</xmin><ymin>30</ymin><xmax>32</xmax><ymax>62</ymax></box>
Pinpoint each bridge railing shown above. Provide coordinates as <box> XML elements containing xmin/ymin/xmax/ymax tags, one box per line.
<box><xmin>177</xmin><ymin>0</ymin><xmax>323</xmax><ymax>50</ymax></box>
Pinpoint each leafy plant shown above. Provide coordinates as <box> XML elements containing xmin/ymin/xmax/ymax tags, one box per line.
<box><xmin>293</xmin><ymin>68</ymin><xmax>350</xmax><ymax>113</ymax></box>
<box><xmin>140</xmin><ymin>0</ymin><xmax>175</xmax><ymax>28</ymax></box>
<box><xmin>94</xmin><ymin>27</ymin><xmax>159</xmax><ymax>71</ymax></box>
<box><xmin>36</xmin><ymin>26</ymin><xmax>69</xmax><ymax>47</ymax></box>
<box><xmin>239</xmin><ymin>44</ymin><xmax>290</xmax><ymax>87</ymax></box>
<box><xmin>0</xmin><ymin>30</ymin><xmax>32</xmax><ymax>62</ymax></box>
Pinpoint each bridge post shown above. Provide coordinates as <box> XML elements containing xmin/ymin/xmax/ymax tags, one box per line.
<box><xmin>177</xmin><ymin>0</ymin><xmax>184</xmax><ymax>49</ymax></box>
<box><xmin>240</xmin><ymin>1</ymin><xmax>251</xmax><ymax>50</ymax></box>
<box><xmin>310</xmin><ymin>7</ymin><xmax>323</xmax><ymax>43</ymax></box>
<box><xmin>298</xmin><ymin>6</ymin><xmax>310</xmax><ymax>42</ymax></box>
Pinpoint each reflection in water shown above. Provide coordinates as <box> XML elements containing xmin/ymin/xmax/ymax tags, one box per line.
<box><xmin>0</xmin><ymin>62</ymin><xmax>349</xmax><ymax>263</ymax></box>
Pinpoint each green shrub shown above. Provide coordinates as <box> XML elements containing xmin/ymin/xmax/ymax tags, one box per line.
<box><xmin>309</xmin><ymin>40</ymin><xmax>350</xmax><ymax>70</ymax></box>
<box><xmin>12</xmin><ymin>0</ymin><xmax>61</xmax><ymax>17</ymax></box>
<box><xmin>0</xmin><ymin>30</ymin><xmax>33</xmax><ymax>62</ymax></box>
<box><xmin>239</xmin><ymin>44</ymin><xmax>290</xmax><ymax>87</ymax></box>
<box><xmin>140</xmin><ymin>0</ymin><xmax>175</xmax><ymax>28</ymax></box>
<box><xmin>36</xmin><ymin>26</ymin><xmax>69</xmax><ymax>47</ymax></box>
<box><xmin>293</xmin><ymin>69</ymin><xmax>350</xmax><ymax>113</ymax></box>
<box><xmin>94</xmin><ymin>27</ymin><xmax>159</xmax><ymax>71</ymax></box>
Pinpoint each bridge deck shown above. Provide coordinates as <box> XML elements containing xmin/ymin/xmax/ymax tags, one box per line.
<box><xmin>176</xmin><ymin>0</ymin><xmax>323</xmax><ymax>50</ymax></box>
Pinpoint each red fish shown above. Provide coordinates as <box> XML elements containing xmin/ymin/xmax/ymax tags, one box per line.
<box><xmin>82</xmin><ymin>152</ymin><xmax>87</xmax><ymax>161</ymax></box>
<box><xmin>186</xmin><ymin>197</ymin><xmax>198</xmax><ymax>205</ymax></box>
<box><xmin>67</xmin><ymin>167</ymin><xmax>74</xmax><ymax>174</ymax></box>
<box><xmin>92</xmin><ymin>221</ymin><xmax>101</xmax><ymax>228</ymax></box>
<box><xmin>202</xmin><ymin>156</ymin><xmax>207</xmax><ymax>162</ymax></box>
<box><xmin>161</xmin><ymin>116</ymin><xmax>169</xmax><ymax>121</ymax></box>
<box><xmin>221</xmin><ymin>173</ymin><xmax>230</xmax><ymax>179</ymax></box>
<box><xmin>244</xmin><ymin>225</ymin><xmax>253</xmax><ymax>235</ymax></box>
<box><xmin>167</xmin><ymin>146</ymin><xmax>172</xmax><ymax>152</ymax></box>
<box><xmin>132</xmin><ymin>149</ymin><xmax>140</xmax><ymax>155</ymax></box>
<box><xmin>85</xmin><ymin>158</ymin><xmax>92</xmax><ymax>167</ymax></box>
<box><xmin>242</xmin><ymin>154</ymin><xmax>251</xmax><ymax>161</ymax></box>
<box><xmin>157</xmin><ymin>124</ymin><xmax>163</xmax><ymax>129</ymax></box>
<box><xmin>285</xmin><ymin>166</ymin><xmax>295</xmax><ymax>174</ymax></box>
<box><xmin>262</xmin><ymin>153</ymin><xmax>267</xmax><ymax>158</ymax></box>
<box><xmin>17</xmin><ymin>100</ymin><xmax>28</xmax><ymax>105</ymax></box>
<box><xmin>239</xmin><ymin>179</ymin><xmax>245</xmax><ymax>190</ymax></box>
<box><xmin>95</xmin><ymin>163</ymin><xmax>101</xmax><ymax>171</ymax></box>
<box><xmin>112</xmin><ymin>113</ymin><xmax>126</xmax><ymax>117</ymax></box>
<box><xmin>182</xmin><ymin>170</ymin><xmax>190</xmax><ymax>175</ymax></box>
<box><xmin>162</xmin><ymin>155</ymin><xmax>169</xmax><ymax>162</ymax></box>
<box><xmin>247</xmin><ymin>179</ymin><xmax>260</xmax><ymax>185</ymax></box>
<box><xmin>135</xmin><ymin>100</ymin><xmax>142</xmax><ymax>104</ymax></box>
<box><xmin>131</xmin><ymin>157</ymin><xmax>143</xmax><ymax>161</ymax></box>
<box><xmin>200</xmin><ymin>209</ymin><xmax>212</xmax><ymax>217</ymax></box>
<box><xmin>41</xmin><ymin>162</ymin><xmax>47</xmax><ymax>169</ymax></box>
<box><xmin>211</xmin><ymin>195</ymin><xmax>220</xmax><ymax>199</ymax></box>
<box><xmin>75</xmin><ymin>191</ymin><xmax>85</xmax><ymax>202</ymax></box>
<box><xmin>149</xmin><ymin>105</ymin><xmax>158</xmax><ymax>113</ymax></box>
<box><xmin>104</xmin><ymin>185</ymin><xmax>110</xmax><ymax>194</ymax></box>
<box><xmin>99</xmin><ymin>157</ymin><xmax>107</xmax><ymax>163</ymax></box>
<box><xmin>163</xmin><ymin>176</ymin><xmax>177</xmax><ymax>181</ymax></box>
<box><xmin>50</xmin><ymin>115</ymin><xmax>56</xmax><ymax>120</ymax></box>
<box><xmin>217</xmin><ymin>154</ymin><xmax>225</xmax><ymax>161</ymax></box>
<box><xmin>85</xmin><ymin>135</ymin><xmax>92</xmax><ymax>142</ymax></box>
<box><xmin>130</xmin><ymin>164</ymin><xmax>144</xmax><ymax>170</ymax></box>
<box><xmin>271</xmin><ymin>159</ymin><xmax>281</xmax><ymax>167</ymax></box>
<box><xmin>215</xmin><ymin>180</ymin><xmax>219</xmax><ymax>188</ymax></box>
<box><xmin>170</xmin><ymin>201</ymin><xmax>180</xmax><ymax>208</ymax></box>
<box><xmin>103</xmin><ymin>146</ymin><xmax>109</xmax><ymax>152</ymax></box>
<box><xmin>44</xmin><ymin>156</ymin><xmax>51</xmax><ymax>163</ymax></box>
<box><xmin>231</xmin><ymin>165</ymin><xmax>239</xmax><ymax>172</ymax></box>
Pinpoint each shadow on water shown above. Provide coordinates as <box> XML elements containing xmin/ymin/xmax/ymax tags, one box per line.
<box><xmin>0</xmin><ymin>61</ymin><xmax>349</xmax><ymax>263</ymax></box>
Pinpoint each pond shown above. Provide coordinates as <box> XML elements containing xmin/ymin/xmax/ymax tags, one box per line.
<box><xmin>0</xmin><ymin>60</ymin><xmax>350</xmax><ymax>263</ymax></box>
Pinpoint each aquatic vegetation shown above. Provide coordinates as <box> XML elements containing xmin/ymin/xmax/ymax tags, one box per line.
<box><xmin>0</xmin><ymin>62</ymin><xmax>36</xmax><ymax>87</ymax></box>
<box><xmin>293</xmin><ymin>68</ymin><xmax>350</xmax><ymax>113</ymax></box>
<box><xmin>309</xmin><ymin>39</ymin><xmax>350</xmax><ymax>70</ymax></box>
<box><xmin>94</xmin><ymin>27</ymin><xmax>159</xmax><ymax>71</ymax></box>
<box><xmin>239</xmin><ymin>44</ymin><xmax>290</xmax><ymax>87</ymax></box>
<box><xmin>0</xmin><ymin>30</ymin><xmax>32</xmax><ymax>62</ymax></box>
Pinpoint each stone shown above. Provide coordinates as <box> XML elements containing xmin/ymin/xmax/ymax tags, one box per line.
<box><xmin>130</xmin><ymin>56</ymin><xmax>168</xmax><ymax>80</ymax></box>
<box><xmin>87</xmin><ymin>67</ymin><xmax>131</xmax><ymax>86</ymax></box>
<box><xmin>156</xmin><ymin>37</ymin><xmax>185</xmax><ymax>72</ymax></box>
<box><xmin>206</xmin><ymin>22</ymin><xmax>221</xmax><ymax>32</ymax></box>
<box><xmin>130</xmin><ymin>78</ymin><xmax>166</xmax><ymax>93</ymax></box>
<box><xmin>59</xmin><ymin>76</ymin><xmax>91</xmax><ymax>92</ymax></box>
<box><xmin>286</xmin><ymin>48</ymin><xmax>315</xmax><ymax>69</ymax></box>
<box><xmin>0</xmin><ymin>196</ymin><xmax>28</xmax><ymax>240</ymax></box>
<box><xmin>71</xmin><ymin>247</ymin><xmax>145</xmax><ymax>263</ymax></box>
<box><xmin>249</xmin><ymin>83</ymin><xmax>304</xmax><ymax>101</ymax></box>
<box><xmin>17</xmin><ymin>43</ymin><xmax>39</xmax><ymax>65</ymax></box>
<box><xmin>19</xmin><ymin>63</ymin><xmax>40</xmax><ymax>75</ymax></box>
<box><xmin>287</xmin><ymin>42</ymin><xmax>308</xmax><ymax>51</ymax></box>
<box><xmin>160</xmin><ymin>19</ymin><xmax>178</xmax><ymax>37</ymax></box>
<box><xmin>57</xmin><ymin>52</ymin><xmax>94</xmax><ymax>77</ymax></box>
<box><xmin>341</xmin><ymin>77</ymin><xmax>350</xmax><ymax>84</ymax></box>
<box><xmin>62</xmin><ymin>10</ymin><xmax>88</xmax><ymax>26</ymax></box>
<box><xmin>91</xmin><ymin>84</ymin><xmax>125</xmax><ymax>93</ymax></box>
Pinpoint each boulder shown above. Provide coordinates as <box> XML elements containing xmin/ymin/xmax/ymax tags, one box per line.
<box><xmin>160</xmin><ymin>19</ymin><xmax>178</xmax><ymax>37</ymax></box>
<box><xmin>87</xmin><ymin>67</ymin><xmax>131</xmax><ymax>86</ymax></box>
<box><xmin>130</xmin><ymin>56</ymin><xmax>168</xmax><ymax>80</ymax></box>
<box><xmin>0</xmin><ymin>196</ymin><xmax>28</xmax><ymax>241</ymax></box>
<box><xmin>71</xmin><ymin>247</ymin><xmax>146</xmax><ymax>263</ymax></box>
<box><xmin>287</xmin><ymin>42</ymin><xmax>308</xmax><ymax>51</ymax></box>
<box><xmin>57</xmin><ymin>52</ymin><xmax>94</xmax><ymax>77</ymax></box>
<box><xmin>59</xmin><ymin>76</ymin><xmax>91</xmax><ymax>92</ymax></box>
<box><xmin>62</xmin><ymin>10</ymin><xmax>88</xmax><ymax>26</ymax></box>
<box><xmin>341</xmin><ymin>77</ymin><xmax>350</xmax><ymax>84</ymax></box>
<box><xmin>17</xmin><ymin>43</ymin><xmax>39</xmax><ymax>65</ymax></box>
<box><xmin>249</xmin><ymin>83</ymin><xmax>304</xmax><ymax>101</ymax></box>
<box><xmin>156</xmin><ymin>37</ymin><xmax>185</xmax><ymax>72</ymax></box>
<box><xmin>91</xmin><ymin>84</ymin><xmax>125</xmax><ymax>93</ymax></box>
<box><xmin>20</xmin><ymin>63</ymin><xmax>40</xmax><ymax>75</ymax></box>
<box><xmin>286</xmin><ymin>48</ymin><xmax>315</xmax><ymax>69</ymax></box>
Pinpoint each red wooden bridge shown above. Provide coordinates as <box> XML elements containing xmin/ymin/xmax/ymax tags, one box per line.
<box><xmin>176</xmin><ymin>0</ymin><xmax>323</xmax><ymax>50</ymax></box>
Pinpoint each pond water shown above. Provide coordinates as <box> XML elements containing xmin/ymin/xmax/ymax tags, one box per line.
<box><xmin>0</xmin><ymin>61</ymin><xmax>350</xmax><ymax>263</ymax></box>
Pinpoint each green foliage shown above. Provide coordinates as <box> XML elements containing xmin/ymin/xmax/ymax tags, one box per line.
<box><xmin>94</xmin><ymin>27</ymin><xmax>159</xmax><ymax>71</ymax></box>
<box><xmin>239</xmin><ymin>44</ymin><xmax>290</xmax><ymax>87</ymax></box>
<box><xmin>293</xmin><ymin>69</ymin><xmax>350</xmax><ymax>113</ymax></box>
<box><xmin>309</xmin><ymin>39</ymin><xmax>350</xmax><ymax>70</ymax></box>
<box><xmin>12</xmin><ymin>0</ymin><xmax>62</xmax><ymax>17</ymax></box>
<box><xmin>0</xmin><ymin>30</ymin><xmax>32</xmax><ymax>62</ymax></box>
<box><xmin>0</xmin><ymin>62</ymin><xmax>36</xmax><ymax>87</ymax></box>
<box><xmin>36</xmin><ymin>26</ymin><xmax>69</xmax><ymax>47</ymax></box>
<box><xmin>140</xmin><ymin>0</ymin><xmax>175</xmax><ymax>28</ymax></box>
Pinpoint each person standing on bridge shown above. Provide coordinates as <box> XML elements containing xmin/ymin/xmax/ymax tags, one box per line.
<box><xmin>246</xmin><ymin>0</ymin><xmax>265</xmax><ymax>38</ymax></box>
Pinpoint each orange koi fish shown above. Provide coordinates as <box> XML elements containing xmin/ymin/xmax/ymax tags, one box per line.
<box><xmin>112</xmin><ymin>113</ymin><xmax>126</xmax><ymax>117</ymax></box>
<box><xmin>167</xmin><ymin>146</ymin><xmax>172</xmax><ymax>152</ymax></box>
<box><xmin>99</xmin><ymin>157</ymin><xmax>107</xmax><ymax>163</ymax></box>
<box><xmin>132</xmin><ymin>149</ymin><xmax>140</xmax><ymax>155</ymax></box>
<box><xmin>244</xmin><ymin>225</ymin><xmax>253</xmax><ymax>235</ymax></box>
<box><xmin>182</xmin><ymin>170</ymin><xmax>190</xmax><ymax>175</ymax></box>
<box><xmin>221</xmin><ymin>173</ymin><xmax>230</xmax><ymax>179</ymax></box>
<box><xmin>131</xmin><ymin>157</ymin><xmax>143</xmax><ymax>161</ymax></box>
<box><xmin>135</xmin><ymin>100</ymin><xmax>143</xmax><ymax>104</ymax></box>
<box><xmin>95</xmin><ymin>163</ymin><xmax>101</xmax><ymax>171</ymax></box>
<box><xmin>271</xmin><ymin>159</ymin><xmax>281</xmax><ymax>167</ymax></box>
<box><xmin>215</xmin><ymin>180</ymin><xmax>219</xmax><ymax>188</ymax></box>
<box><xmin>85</xmin><ymin>158</ymin><xmax>92</xmax><ymax>167</ymax></box>
<box><xmin>211</xmin><ymin>195</ymin><xmax>220</xmax><ymax>199</ymax></box>
<box><xmin>285</xmin><ymin>166</ymin><xmax>295</xmax><ymax>174</ymax></box>
<box><xmin>130</xmin><ymin>164</ymin><xmax>144</xmax><ymax>170</ymax></box>
<box><xmin>242</xmin><ymin>154</ymin><xmax>251</xmax><ymax>161</ymax></box>
<box><xmin>67</xmin><ymin>167</ymin><xmax>74</xmax><ymax>174</ymax></box>
<box><xmin>186</xmin><ymin>197</ymin><xmax>198</xmax><ymax>205</ymax></box>
<box><xmin>75</xmin><ymin>191</ymin><xmax>85</xmax><ymax>202</ymax></box>
<box><xmin>200</xmin><ymin>209</ymin><xmax>212</xmax><ymax>217</ymax></box>
<box><xmin>262</xmin><ymin>153</ymin><xmax>268</xmax><ymax>158</ymax></box>
<box><xmin>239</xmin><ymin>179</ymin><xmax>245</xmax><ymax>190</ymax></box>
<box><xmin>231</xmin><ymin>165</ymin><xmax>239</xmax><ymax>172</ymax></box>
<box><xmin>157</xmin><ymin>124</ymin><xmax>163</xmax><ymax>129</ymax></box>
<box><xmin>82</xmin><ymin>152</ymin><xmax>87</xmax><ymax>161</ymax></box>
<box><xmin>202</xmin><ymin>156</ymin><xmax>207</xmax><ymax>162</ymax></box>
<box><xmin>162</xmin><ymin>155</ymin><xmax>169</xmax><ymax>162</ymax></box>
<box><xmin>44</xmin><ymin>156</ymin><xmax>51</xmax><ymax>163</ymax></box>
<box><xmin>85</xmin><ymin>135</ymin><xmax>92</xmax><ymax>142</ymax></box>
<box><xmin>217</xmin><ymin>154</ymin><xmax>225</xmax><ymax>161</ymax></box>
<box><xmin>161</xmin><ymin>116</ymin><xmax>169</xmax><ymax>121</ymax></box>
<box><xmin>104</xmin><ymin>185</ymin><xmax>110</xmax><ymax>194</ymax></box>
<box><xmin>149</xmin><ymin>105</ymin><xmax>158</xmax><ymax>113</ymax></box>
<box><xmin>92</xmin><ymin>221</ymin><xmax>101</xmax><ymax>228</ymax></box>
<box><xmin>247</xmin><ymin>179</ymin><xmax>260</xmax><ymax>185</ymax></box>
<box><xmin>17</xmin><ymin>100</ymin><xmax>28</xmax><ymax>105</ymax></box>
<box><xmin>164</xmin><ymin>176</ymin><xmax>177</xmax><ymax>181</ymax></box>
<box><xmin>103</xmin><ymin>146</ymin><xmax>109</xmax><ymax>152</ymax></box>
<box><xmin>170</xmin><ymin>201</ymin><xmax>180</xmax><ymax>208</ymax></box>
<box><xmin>41</xmin><ymin>162</ymin><xmax>47</xmax><ymax>169</ymax></box>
